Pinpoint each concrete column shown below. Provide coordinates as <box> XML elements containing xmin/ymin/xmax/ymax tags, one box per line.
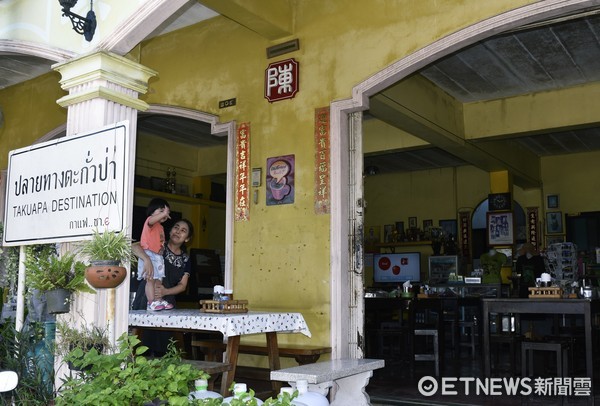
<box><xmin>52</xmin><ymin>51</ymin><xmax>156</xmax><ymax>345</ymax></box>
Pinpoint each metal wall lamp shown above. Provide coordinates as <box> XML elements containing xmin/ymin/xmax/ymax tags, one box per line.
<box><xmin>58</xmin><ymin>0</ymin><xmax>96</xmax><ymax>42</ymax></box>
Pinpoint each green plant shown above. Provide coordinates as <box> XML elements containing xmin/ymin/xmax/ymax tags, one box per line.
<box><xmin>0</xmin><ymin>321</ymin><xmax>55</xmax><ymax>405</ymax></box>
<box><xmin>55</xmin><ymin>322</ymin><xmax>110</xmax><ymax>359</ymax></box>
<box><xmin>77</xmin><ymin>229</ymin><xmax>136</xmax><ymax>265</ymax></box>
<box><xmin>0</xmin><ymin>223</ymin><xmax>20</xmax><ymax>292</ymax></box>
<box><xmin>24</xmin><ymin>245</ymin><xmax>94</xmax><ymax>294</ymax></box>
<box><xmin>57</xmin><ymin>333</ymin><xmax>205</xmax><ymax>405</ymax></box>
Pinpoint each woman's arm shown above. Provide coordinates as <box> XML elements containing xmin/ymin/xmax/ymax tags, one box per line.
<box><xmin>159</xmin><ymin>273</ymin><xmax>190</xmax><ymax>296</ymax></box>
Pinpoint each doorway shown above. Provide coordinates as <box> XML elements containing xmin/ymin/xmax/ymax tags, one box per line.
<box><xmin>331</xmin><ymin>0</ymin><xmax>600</xmax><ymax>359</ymax></box>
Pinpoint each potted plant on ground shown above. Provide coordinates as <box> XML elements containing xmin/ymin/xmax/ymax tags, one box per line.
<box><xmin>24</xmin><ymin>245</ymin><xmax>94</xmax><ymax>314</ymax></box>
<box><xmin>77</xmin><ymin>229</ymin><xmax>136</xmax><ymax>289</ymax></box>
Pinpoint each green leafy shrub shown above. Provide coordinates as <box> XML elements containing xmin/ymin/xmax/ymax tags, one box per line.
<box><xmin>57</xmin><ymin>333</ymin><xmax>205</xmax><ymax>405</ymax></box>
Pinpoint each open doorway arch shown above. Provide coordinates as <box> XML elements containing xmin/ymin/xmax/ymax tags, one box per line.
<box><xmin>140</xmin><ymin>105</ymin><xmax>236</xmax><ymax>288</ymax></box>
<box><xmin>329</xmin><ymin>0</ymin><xmax>599</xmax><ymax>359</ymax></box>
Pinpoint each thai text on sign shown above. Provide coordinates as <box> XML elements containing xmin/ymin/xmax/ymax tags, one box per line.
<box><xmin>314</xmin><ymin>107</ymin><xmax>330</xmax><ymax>214</ymax></box>
<box><xmin>235</xmin><ymin>122</ymin><xmax>250</xmax><ymax>221</ymax></box>
<box><xmin>3</xmin><ymin>121</ymin><xmax>131</xmax><ymax>246</ymax></box>
<box><xmin>265</xmin><ymin>58</ymin><xmax>299</xmax><ymax>102</ymax></box>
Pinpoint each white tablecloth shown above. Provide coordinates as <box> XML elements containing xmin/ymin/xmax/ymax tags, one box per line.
<box><xmin>129</xmin><ymin>309</ymin><xmax>312</xmax><ymax>338</ymax></box>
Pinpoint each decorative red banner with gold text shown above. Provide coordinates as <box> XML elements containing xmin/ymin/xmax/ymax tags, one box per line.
<box><xmin>459</xmin><ymin>211</ymin><xmax>471</xmax><ymax>261</ymax></box>
<box><xmin>314</xmin><ymin>107</ymin><xmax>330</xmax><ymax>214</ymax></box>
<box><xmin>527</xmin><ymin>207</ymin><xmax>539</xmax><ymax>250</ymax></box>
<box><xmin>235</xmin><ymin>123</ymin><xmax>250</xmax><ymax>221</ymax></box>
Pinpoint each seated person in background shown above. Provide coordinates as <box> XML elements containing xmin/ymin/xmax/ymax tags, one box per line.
<box><xmin>515</xmin><ymin>243</ymin><xmax>546</xmax><ymax>297</ymax></box>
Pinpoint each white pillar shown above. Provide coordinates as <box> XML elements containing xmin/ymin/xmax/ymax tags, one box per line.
<box><xmin>52</xmin><ymin>50</ymin><xmax>156</xmax><ymax>343</ymax></box>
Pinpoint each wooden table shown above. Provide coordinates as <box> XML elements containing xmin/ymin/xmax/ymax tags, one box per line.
<box><xmin>129</xmin><ymin>309</ymin><xmax>311</xmax><ymax>395</ymax></box>
<box><xmin>482</xmin><ymin>298</ymin><xmax>599</xmax><ymax>403</ymax></box>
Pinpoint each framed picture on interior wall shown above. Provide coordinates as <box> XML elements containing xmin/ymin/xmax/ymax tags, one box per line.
<box><xmin>395</xmin><ymin>221</ymin><xmax>404</xmax><ymax>235</ymax></box>
<box><xmin>546</xmin><ymin>211</ymin><xmax>563</xmax><ymax>234</ymax></box>
<box><xmin>439</xmin><ymin>219</ymin><xmax>458</xmax><ymax>239</ymax></box>
<box><xmin>546</xmin><ymin>234</ymin><xmax>565</xmax><ymax>247</ymax></box>
<box><xmin>408</xmin><ymin>217</ymin><xmax>417</xmax><ymax>229</ymax></box>
<box><xmin>364</xmin><ymin>226</ymin><xmax>381</xmax><ymax>251</ymax></box>
<box><xmin>547</xmin><ymin>194</ymin><xmax>559</xmax><ymax>209</ymax></box>
<box><xmin>423</xmin><ymin>219</ymin><xmax>433</xmax><ymax>230</ymax></box>
<box><xmin>487</xmin><ymin>212</ymin><xmax>514</xmax><ymax>246</ymax></box>
<box><xmin>383</xmin><ymin>224</ymin><xmax>395</xmax><ymax>243</ymax></box>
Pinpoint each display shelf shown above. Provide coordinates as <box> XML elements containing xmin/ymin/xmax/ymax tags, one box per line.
<box><xmin>135</xmin><ymin>187</ymin><xmax>225</xmax><ymax>209</ymax></box>
<box><xmin>376</xmin><ymin>241</ymin><xmax>432</xmax><ymax>248</ymax></box>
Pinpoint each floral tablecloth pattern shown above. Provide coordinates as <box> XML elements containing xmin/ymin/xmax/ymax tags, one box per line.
<box><xmin>129</xmin><ymin>309</ymin><xmax>312</xmax><ymax>338</ymax></box>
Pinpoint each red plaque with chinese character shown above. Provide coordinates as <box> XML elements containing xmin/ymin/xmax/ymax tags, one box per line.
<box><xmin>265</xmin><ymin>58</ymin><xmax>299</xmax><ymax>102</ymax></box>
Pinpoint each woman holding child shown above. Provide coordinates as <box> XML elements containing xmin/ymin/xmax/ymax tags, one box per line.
<box><xmin>132</xmin><ymin>218</ymin><xmax>194</xmax><ymax>311</ymax></box>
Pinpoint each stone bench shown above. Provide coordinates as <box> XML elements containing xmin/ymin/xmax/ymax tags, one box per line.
<box><xmin>270</xmin><ymin>358</ymin><xmax>384</xmax><ymax>406</ymax></box>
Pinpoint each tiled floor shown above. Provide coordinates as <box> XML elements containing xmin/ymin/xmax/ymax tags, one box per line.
<box><xmin>367</xmin><ymin>346</ymin><xmax>598</xmax><ymax>406</ymax></box>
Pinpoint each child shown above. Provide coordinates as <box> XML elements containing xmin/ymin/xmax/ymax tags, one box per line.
<box><xmin>138</xmin><ymin>198</ymin><xmax>172</xmax><ymax>311</ymax></box>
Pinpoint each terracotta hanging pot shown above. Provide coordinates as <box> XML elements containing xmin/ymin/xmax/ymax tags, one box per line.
<box><xmin>85</xmin><ymin>260</ymin><xmax>127</xmax><ymax>289</ymax></box>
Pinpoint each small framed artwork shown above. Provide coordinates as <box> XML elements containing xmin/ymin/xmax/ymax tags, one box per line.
<box><xmin>439</xmin><ymin>219</ymin><xmax>458</xmax><ymax>238</ymax></box>
<box><xmin>546</xmin><ymin>211</ymin><xmax>563</xmax><ymax>234</ymax></box>
<box><xmin>547</xmin><ymin>194</ymin><xmax>559</xmax><ymax>209</ymax></box>
<box><xmin>487</xmin><ymin>212</ymin><xmax>514</xmax><ymax>246</ymax></box>
<box><xmin>251</xmin><ymin>168</ymin><xmax>262</xmax><ymax>187</ymax></box>
<box><xmin>408</xmin><ymin>217</ymin><xmax>417</xmax><ymax>229</ymax></box>
<box><xmin>383</xmin><ymin>224</ymin><xmax>395</xmax><ymax>243</ymax></box>
<box><xmin>546</xmin><ymin>234</ymin><xmax>565</xmax><ymax>247</ymax></box>
<box><xmin>423</xmin><ymin>219</ymin><xmax>433</xmax><ymax>230</ymax></box>
<box><xmin>395</xmin><ymin>221</ymin><xmax>404</xmax><ymax>235</ymax></box>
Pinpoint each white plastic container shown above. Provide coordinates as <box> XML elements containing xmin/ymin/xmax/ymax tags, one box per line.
<box><xmin>294</xmin><ymin>379</ymin><xmax>329</xmax><ymax>406</ymax></box>
<box><xmin>279</xmin><ymin>387</ymin><xmax>308</xmax><ymax>406</ymax></box>
<box><xmin>222</xmin><ymin>383</ymin><xmax>264</xmax><ymax>405</ymax></box>
<box><xmin>188</xmin><ymin>379</ymin><xmax>222</xmax><ymax>401</ymax></box>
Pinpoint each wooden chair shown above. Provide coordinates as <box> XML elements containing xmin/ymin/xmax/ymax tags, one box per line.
<box><xmin>410</xmin><ymin>298</ymin><xmax>444</xmax><ymax>376</ymax></box>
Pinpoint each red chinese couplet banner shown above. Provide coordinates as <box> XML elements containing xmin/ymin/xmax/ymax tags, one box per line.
<box><xmin>527</xmin><ymin>207</ymin><xmax>539</xmax><ymax>250</ymax></box>
<box><xmin>235</xmin><ymin>123</ymin><xmax>250</xmax><ymax>221</ymax></box>
<box><xmin>314</xmin><ymin>107</ymin><xmax>330</xmax><ymax>214</ymax></box>
<box><xmin>459</xmin><ymin>211</ymin><xmax>471</xmax><ymax>261</ymax></box>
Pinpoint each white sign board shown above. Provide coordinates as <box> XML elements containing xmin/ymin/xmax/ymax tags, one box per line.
<box><xmin>3</xmin><ymin>121</ymin><xmax>130</xmax><ymax>246</ymax></box>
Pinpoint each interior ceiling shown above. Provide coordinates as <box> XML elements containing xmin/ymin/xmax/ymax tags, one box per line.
<box><xmin>3</xmin><ymin>4</ymin><xmax>600</xmax><ymax>178</ymax></box>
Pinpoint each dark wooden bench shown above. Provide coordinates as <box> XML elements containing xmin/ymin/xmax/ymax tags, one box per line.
<box><xmin>191</xmin><ymin>338</ymin><xmax>331</xmax><ymax>365</ymax></box>
<box><xmin>181</xmin><ymin>359</ymin><xmax>232</xmax><ymax>391</ymax></box>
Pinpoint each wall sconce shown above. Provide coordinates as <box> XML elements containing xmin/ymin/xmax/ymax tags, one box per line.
<box><xmin>202</xmin><ymin>216</ymin><xmax>207</xmax><ymax>233</ymax></box>
<box><xmin>58</xmin><ymin>0</ymin><xmax>96</xmax><ymax>42</ymax></box>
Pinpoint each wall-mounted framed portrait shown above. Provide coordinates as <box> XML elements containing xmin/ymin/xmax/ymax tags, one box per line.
<box><xmin>546</xmin><ymin>211</ymin><xmax>563</xmax><ymax>234</ymax></box>
<box><xmin>546</xmin><ymin>194</ymin><xmax>559</xmax><ymax>209</ymax></box>
<box><xmin>487</xmin><ymin>212</ymin><xmax>514</xmax><ymax>245</ymax></box>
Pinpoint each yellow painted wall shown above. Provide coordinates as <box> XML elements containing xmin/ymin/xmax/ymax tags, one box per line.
<box><xmin>0</xmin><ymin>73</ymin><xmax>67</xmax><ymax>169</ymax></box>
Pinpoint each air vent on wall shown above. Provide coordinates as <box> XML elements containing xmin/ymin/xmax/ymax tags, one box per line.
<box><xmin>266</xmin><ymin>39</ymin><xmax>300</xmax><ymax>59</ymax></box>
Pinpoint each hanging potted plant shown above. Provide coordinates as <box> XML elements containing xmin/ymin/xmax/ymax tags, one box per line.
<box><xmin>77</xmin><ymin>229</ymin><xmax>136</xmax><ymax>289</ymax></box>
<box><xmin>24</xmin><ymin>245</ymin><xmax>95</xmax><ymax>314</ymax></box>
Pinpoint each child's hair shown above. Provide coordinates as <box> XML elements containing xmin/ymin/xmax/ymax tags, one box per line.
<box><xmin>146</xmin><ymin>198</ymin><xmax>170</xmax><ymax>217</ymax></box>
